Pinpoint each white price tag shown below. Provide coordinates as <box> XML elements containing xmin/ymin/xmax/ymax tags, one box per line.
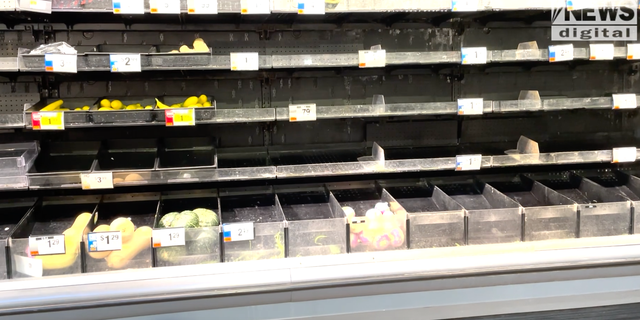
<box><xmin>14</xmin><ymin>255</ymin><xmax>42</xmax><ymax>278</ymax></box>
<box><xmin>289</xmin><ymin>103</ymin><xmax>317</xmax><ymax>122</ymax></box>
<box><xmin>297</xmin><ymin>0</ymin><xmax>324</xmax><ymax>14</ymax></box>
<box><xmin>451</xmin><ymin>0</ymin><xmax>478</xmax><ymax>11</ymax></box>
<box><xmin>627</xmin><ymin>43</ymin><xmax>640</xmax><ymax>60</ymax></box>
<box><xmin>549</xmin><ymin>44</ymin><xmax>574</xmax><ymax>62</ymax></box>
<box><xmin>44</xmin><ymin>54</ymin><xmax>77</xmax><ymax>73</ymax></box>
<box><xmin>589</xmin><ymin>43</ymin><xmax>614</xmax><ymax>60</ymax></box>
<box><xmin>28</xmin><ymin>235</ymin><xmax>65</xmax><ymax>256</ymax></box>
<box><xmin>223</xmin><ymin>222</ymin><xmax>254</xmax><ymax>242</ymax></box>
<box><xmin>241</xmin><ymin>0</ymin><xmax>270</xmax><ymax>14</ymax></box>
<box><xmin>613</xmin><ymin>147</ymin><xmax>637</xmax><ymax>163</ymax></box>
<box><xmin>110</xmin><ymin>54</ymin><xmax>141</xmax><ymax>72</ymax></box>
<box><xmin>88</xmin><ymin>231</ymin><xmax>122</xmax><ymax>252</ymax></box>
<box><xmin>455</xmin><ymin>154</ymin><xmax>482</xmax><ymax>171</ymax></box>
<box><xmin>152</xmin><ymin>228</ymin><xmax>186</xmax><ymax>248</ymax></box>
<box><xmin>612</xmin><ymin>94</ymin><xmax>637</xmax><ymax>110</ymax></box>
<box><xmin>80</xmin><ymin>172</ymin><xmax>114</xmax><ymax>190</ymax></box>
<box><xmin>150</xmin><ymin>0</ymin><xmax>181</xmax><ymax>13</ymax></box>
<box><xmin>461</xmin><ymin>47</ymin><xmax>487</xmax><ymax>64</ymax></box>
<box><xmin>358</xmin><ymin>50</ymin><xmax>386</xmax><ymax>68</ymax></box>
<box><xmin>188</xmin><ymin>0</ymin><xmax>217</xmax><ymax>13</ymax></box>
<box><xmin>29</xmin><ymin>0</ymin><xmax>47</xmax><ymax>10</ymax></box>
<box><xmin>457</xmin><ymin>98</ymin><xmax>484</xmax><ymax>115</ymax></box>
<box><xmin>230</xmin><ymin>52</ymin><xmax>259</xmax><ymax>71</ymax></box>
<box><xmin>112</xmin><ymin>0</ymin><xmax>144</xmax><ymax>14</ymax></box>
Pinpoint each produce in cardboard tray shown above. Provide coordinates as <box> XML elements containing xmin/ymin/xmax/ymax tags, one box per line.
<box><xmin>27</xmin><ymin>212</ymin><xmax>92</xmax><ymax>270</ymax></box>
<box><xmin>345</xmin><ymin>202</ymin><xmax>406</xmax><ymax>251</ymax></box>
<box><xmin>98</xmin><ymin>99</ymin><xmax>153</xmax><ymax>111</ymax></box>
<box><xmin>168</xmin><ymin>38</ymin><xmax>210</xmax><ymax>53</ymax></box>
<box><xmin>38</xmin><ymin>99</ymin><xmax>89</xmax><ymax>112</ymax></box>
<box><xmin>88</xmin><ymin>217</ymin><xmax>151</xmax><ymax>270</ymax></box>
<box><xmin>155</xmin><ymin>95</ymin><xmax>212</xmax><ymax>109</ymax></box>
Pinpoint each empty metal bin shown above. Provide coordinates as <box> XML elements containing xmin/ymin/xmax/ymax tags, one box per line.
<box><xmin>382</xmin><ymin>179</ymin><xmax>465</xmax><ymax>249</ymax></box>
<box><xmin>435</xmin><ymin>178</ymin><xmax>522</xmax><ymax>245</ymax></box>
<box><xmin>219</xmin><ymin>187</ymin><xmax>286</xmax><ymax>262</ymax></box>
<box><xmin>94</xmin><ymin>139</ymin><xmax>157</xmax><ymax>186</ymax></box>
<box><xmin>0</xmin><ymin>198</ymin><xmax>36</xmax><ymax>280</ymax></box>
<box><xmin>484</xmin><ymin>175</ymin><xmax>578</xmax><ymax>241</ymax></box>
<box><xmin>533</xmin><ymin>172</ymin><xmax>632</xmax><ymax>238</ymax></box>
<box><xmin>278</xmin><ymin>184</ymin><xmax>347</xmax><ymax>257</ymax></box>
<box><xmin>27</xmin><ymin>141</ymin><xmax>100</xmax><ymax>189</ymax></box>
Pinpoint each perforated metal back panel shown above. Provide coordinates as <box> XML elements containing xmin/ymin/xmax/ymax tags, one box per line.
<box><xmin>0</xmin><ymin>93</ymin><xmax>40</xmax><ymax>113</ymax></box>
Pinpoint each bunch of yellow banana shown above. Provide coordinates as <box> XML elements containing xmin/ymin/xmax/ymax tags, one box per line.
<box><xmin>168</xmin><ymin>38</ymin><xmax>209</xmax><ymax>53</ymax></box>
<box><xmin>155</xmin><ymin>95</ymin><xmax>212</xmax><ymax>109</ymax></box>
<box><xmin>40</xmin><ymin>100</ymin><xmax>88</xmax><ymax>112</ymax></box>
<box><xmin>98</xmin><ymin>99</ymin><xmax>153</xmax><ymax>111</ymax></box>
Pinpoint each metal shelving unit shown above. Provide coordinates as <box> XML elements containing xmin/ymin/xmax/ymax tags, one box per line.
<box><xmin>2</xmin><ymin>0</ymin><xmax>640</xmax><ymax>319</ymax></box>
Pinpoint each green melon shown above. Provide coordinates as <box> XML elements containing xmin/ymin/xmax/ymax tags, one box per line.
<box><xmin>170</xmin><ymin>210</ymin><xmax>199</xmax><ymax>228</ymax></box>
<box><xmin>192</xmin><ymin>208</ymin><xmax>219</xmax><ymax>227</ymax></box>
<box><xmin>158</xmin><ymin>212</ymin><xmax>179</xmax><ymax>228</ymax></box>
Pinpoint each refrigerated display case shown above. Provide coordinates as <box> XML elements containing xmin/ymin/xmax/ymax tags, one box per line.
<box><xmin>3</xmin><ymin>0</ymin><xmax>640</xmax><ymax>319</ymax></box>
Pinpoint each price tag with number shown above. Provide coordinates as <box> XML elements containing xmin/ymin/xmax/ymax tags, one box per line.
<box><xmin>612</xmin><ymin>94</ymin><xmax>637</xmax><ymax>110</ymax></box>
<box><xmin>112</xmin><ymin>0</ymin><xmax>144</xmax><ymax>14</ymax></box>
<box><xmin>150</xmin><ymin>0</ymin><xmax>181</xmax><ymax>13</ymax></box>
<box><xmin>230</xmin><ymin>52</ymin><xmax>259</xmax><ymax>71</ymax></box>
<box><xmin>165</xmin><ymin>108</ymin><xmax>195</xmax><ymax>126</ymax></box>
<box><xmin>590</xmin><ymin>43</ymin><xmax>614</xmax><ymax>60</ymax></box>
<box><xmin>32</xmin><ymin>111</ymin><xmax>64</xmax><ymax>130</ymax></box>
<box><xmin>241</xmin><ymin>0</ymin><xmax>270</xmax><ymax>14</ymax></box>
<box><xmin>44</xmin><ymin>54</ymin><xmax>77</xmax><ymax>73</ymax></box>
<box><xmin>627</xmin><ymin>43</ymin><xmax>640</xmax><ymax>60</ymax></box>
<box><xmin>88</xmin><ymin>231</ymin><xmax>122</xmax><ymax>252</ymax></box>
<box><xmin>152</xmin><ymin>228</ymin><xmax>186</xmax><ymax>248</ymax></box>
<box><xmin>14</xmin><ymin>255</ymin><xmax>43</xmax><ymax>277</ymax></box>
<box><xmin>455</xmin><ymin>154</ymin><xmax>482</xmax><ymax>171</ymax></box>
<box><xmin>451</xmin><ymin>0</ymin><xmax>478</xmax><ymax>11</ymax></box>
<box><xmin>29</xmin><ymin>235</ymin><xmax>65</xmax><ymax>256</ymax></box>
<box><xmin>461</xmin><ymin>47</ymin><xmax>487</xmax><ymax>64</ymax></box>
<box><xmin>549</xmin><ymin>44</ymin><xmax>574</xmax><ymax>62</ymax></box>
<box><xmin>81</xmin><ymin>172</ymin><xmax>114</xmax><ymax>190</ymax></box>
<box><xmin>298</xmin><ymin>0</ymin><xmax>324</xmax><ymax>14</ymax></box>
<box><xmin>612</xmin><ymin>147</ymin><xmax>637</xmax><ymax>163</ymax></box>
<box><xmin>188</xmin><ymin>0</ymin><xmax>217</xmax><ymax>13</ymax></box>
<box><xmin>289</xmin><ymin>103</ymin><xmax>317</xmax><ymax>122</ymax></box>
<box><xmin>358</xmin><ymin>50</ymin><xmax>386</xmax><ymax>68</ymax></box>
<box><xmin>457</xmin><ymin>98</ymin><xmax>483</xmax><ymax>115</ymax></box>
<box><xmin>223</xmin><ymin>222</ymin><xmax>254</xmax><ymax>242</ymax></box>
<box><xmin>110</xmin><ymin>54</ymin><xmax>141</xmax><ymax>72</ymax></box>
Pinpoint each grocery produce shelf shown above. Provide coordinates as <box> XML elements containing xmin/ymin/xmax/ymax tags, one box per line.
<box><xmin>2</xmin><ymin>235</ymin><xmax>640</xmax><ymax>320</ymax></box>
<box><xmin>15</xmin><ymin>46</ymin><xmax>634</xmax><ymax>73</ymax></box>
<box><xmin>16</xmin><ymin>141</ymin><xmax>640</xmax><ymax>190</ymax></box>
<box><xmin>31</xmin><ymin>0</ymin><xmax>635</xmax><ymax>14</ymax></box>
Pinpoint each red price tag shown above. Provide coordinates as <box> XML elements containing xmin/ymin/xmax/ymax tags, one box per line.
<box><xmin>165</xmin><ymin>108</ymin><xmax>195</xmax><ymax>126</ymax></box>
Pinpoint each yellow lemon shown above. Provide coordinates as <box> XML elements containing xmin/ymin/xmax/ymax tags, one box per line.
<box><xmin>198</xmin><ymin>94</ymin><xmax>207</xmax><ymax>104</ymax></box>
<box><xmin>82</xmin><ymin>106</ymin><xmax>90</xmax><ymax>110</ymax></box>
<box><xmin>99</xmin><ymin>107</ymin><xmax>113</xmax><ymax>111</ymax></box>
<box><xmin>183</xmin><ymin>96</ymin><xmax>198</xmax><ymax>107</ymax></box>
<box><xmin>145</xmin><ymin>105</ymin><xmax>153</xmax><ymax>109</ymax></box>
<box><xmin>203</xmin><ymin>101</ymin><xmax>212</xmax><ymax>107</ymax></box>
<box><xmin>99</xmin><ymin>99</ymin><xmax>110</xmax><ymax>108</ymax></box>
<box><xmin>111</xmin><ymin>100</ymin><xmax>123</xmax><ymax>110</ymax></box>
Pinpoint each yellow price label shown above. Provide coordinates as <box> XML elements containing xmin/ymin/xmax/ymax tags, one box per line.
<box><xmin>32</xmin><ymin>111</ymin><xmax>65</xmax><ymax>130</ymax></box>
<box><xmin>165</xmin><ymin>108</ymin><xmax>195</xmax><ymax>126</ymax></box>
